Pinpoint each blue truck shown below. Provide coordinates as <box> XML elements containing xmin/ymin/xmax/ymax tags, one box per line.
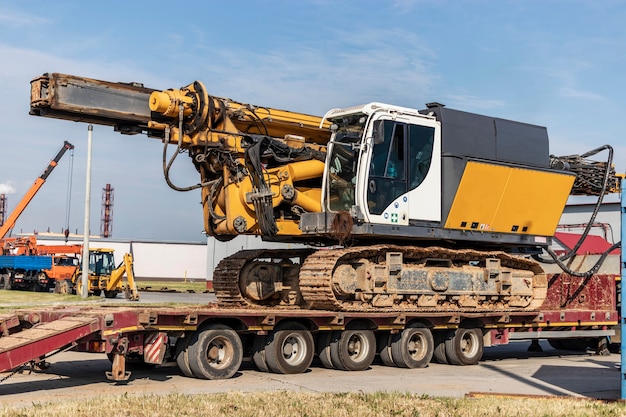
<box><xmin>0</xmin><ymin>255</ymin><xmax>53</xmax><ymax>291</ymax></box>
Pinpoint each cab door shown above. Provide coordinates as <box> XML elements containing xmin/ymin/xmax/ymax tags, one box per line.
<box><xmin>362</xmin><ymin>118</ymin><xmax>440</xmax><ymax>225</ymax></box>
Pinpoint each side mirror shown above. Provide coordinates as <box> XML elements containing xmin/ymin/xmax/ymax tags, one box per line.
<box><xmin>372</xmin><ymin>120</ymin><xmax>385</xmax><ymax>145</ymax></box>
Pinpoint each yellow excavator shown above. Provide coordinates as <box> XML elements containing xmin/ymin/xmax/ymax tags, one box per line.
<box><xmin>71</xmin><ymin>249</ymin><xmax>139</xmax><ymax>301</ymax></box>
<box><xmin>28</xmin><ymin>73</ymin><xmax>619</xmax><ymax>312</ymax></box>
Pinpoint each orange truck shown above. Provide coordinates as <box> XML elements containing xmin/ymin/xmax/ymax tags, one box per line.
<box><xmin>36</xmin><ymin>244</ymin><xmax>82</xmax><ymax>292</ymax></box>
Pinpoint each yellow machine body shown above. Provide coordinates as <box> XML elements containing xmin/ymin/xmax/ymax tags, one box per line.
<box><xmin>445</xmin><ymin>161</ymin><xmax>576</xmax><ymax>236</ymax></box>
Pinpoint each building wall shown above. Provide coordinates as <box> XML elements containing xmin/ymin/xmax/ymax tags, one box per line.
<box><xmin>558</xmin><ymin>194</ymin><xmax>621</xmax><ymax>244</ymax></box>
<box><xmin>35</xmin><ymin>237</ymin><xmax>207</xmax><ymax>281</ymax></box>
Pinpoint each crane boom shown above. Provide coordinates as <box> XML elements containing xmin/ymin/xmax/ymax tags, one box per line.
<box><xmin>0</xmin><ymin>141</ymin><xmax>74</xmax><ymax>239</ymax></box>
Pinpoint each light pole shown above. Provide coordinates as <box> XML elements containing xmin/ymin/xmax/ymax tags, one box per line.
<box><xmin>81</xmin><ymin>125</ymin><xmax>93</xmax><ymax>298</ymax></box>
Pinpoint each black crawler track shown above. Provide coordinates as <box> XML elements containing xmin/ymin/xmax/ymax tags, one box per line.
<box><xmin>213</xmin><ymin>245</ymin><xmax>546</xmax><ymax>312</ymax></box>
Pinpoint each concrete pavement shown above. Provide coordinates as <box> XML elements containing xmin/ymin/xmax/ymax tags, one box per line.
<box><xmin>0</xmin><ymin>340</ymin><xmax>619</xmax><ymax>407</ymax></box>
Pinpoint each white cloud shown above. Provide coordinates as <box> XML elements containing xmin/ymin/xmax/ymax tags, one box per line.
<box><xmin>188</xmin><ymin>28</ymin><xmax>439</xmax><ymax>114</ymax></box>
<box><xmin>0</xmin><ymin>8</ymin><xmax>49</xmax><ymax>27</ymax></box>
<box><xmin>0</xmin><ymin>182</ymin><xmax>16</xmax><ymax>194</ymax></box>
<box><xmin>559</xmin><ymin>86</ymin><xmax>606</xmax><ymax>102</ymax></box>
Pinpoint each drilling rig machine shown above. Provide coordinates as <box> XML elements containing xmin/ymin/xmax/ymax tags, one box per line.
<box><xmin>28</xmin><ymin>73</ymin><xmax>620</xmax><ymax>313</ymax></box>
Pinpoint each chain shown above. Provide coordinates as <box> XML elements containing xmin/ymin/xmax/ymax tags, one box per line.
<box><xmin>0</xmin><ymin>362</ymin><xmax>29</xmax><ymax>383</ymax></box>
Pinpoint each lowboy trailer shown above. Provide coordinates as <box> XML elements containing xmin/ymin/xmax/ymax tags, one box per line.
<box><xmin>0</xmin><ymin>267</ymin><xmax>617</xmax><ymax>382</ymax></box>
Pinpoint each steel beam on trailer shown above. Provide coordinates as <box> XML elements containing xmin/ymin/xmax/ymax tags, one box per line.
<box><xmin>618</xmin><ymin>179</ymin><xmax>626</xmax><ymax>400</ymax></box>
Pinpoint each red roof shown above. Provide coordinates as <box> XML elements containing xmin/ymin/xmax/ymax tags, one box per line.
<box><xmin>553</xmin><ymin>232</ymin><xmax>620</xmax><ymax>255</ymax></box>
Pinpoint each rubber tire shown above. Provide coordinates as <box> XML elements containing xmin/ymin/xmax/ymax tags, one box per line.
<box><xmin>330</xmin><ymin>329</ymin><xmax>376</xmax><ymax>371</ymax></box>
<box><xmin>34</xmin><ymin>272</ymin><xmax>46</xmax><ymax>292</ymax></box>
<box><xmin>55</xmin><ymin>279</ymin><xmax>71</xmax><ymax>295</ymax></box>
<box><xmin>444</xmin><ymin>327</ymin><xmax>484</xmax><ymax>366</ymax></box>
<box><xmin>390</xmin><ymin>323</ymin><xmax>434</xmax><ymax>369</ymax></box>
<box><xmin>432</xmin><ymin>331</ymin><xmax>450</xmax><ymax>364</ymax></box>
<box><xmin>187</xmin><ymin>324</ymin><xmax>243</xmax><ymax>380</ymax></box>
<box><xmin>264</xmin><ymin>322</ymin><xmax>314</xmax><ymax>374</ymax></box>
<box><xmin>376</xmin><ymin>332</ymin><xmax>395</xmax><ymax>367</ymax></box>
<box><xmin>175</xmin><ymin>336</ymin><xmax>194</xmax><ymax>377</ymax></box>
<box><xmin>252</xmin><ymin>335</ymin><xmax>269</xmax><ymax>372</ymax></box>
<box><xmin>316</xmin><ymin>332</ymin><xmax>334</xmax><ymax>369</ymax></box>
<box><xmin>104</xmin><ymin>290</ymin><xmax>118</xmax><ymax>298</ymax></box>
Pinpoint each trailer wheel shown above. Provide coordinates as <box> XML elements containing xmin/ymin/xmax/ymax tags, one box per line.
<box><xmin>187</xmin><ymin>324</ymin><xmax>243</xmax><ymax>380</ymax></box>
<box><xmin>390</xmin><ymin>323</ymin><xmax>434</xmax><ymax>368</ymax></box>
<box><xmin>316</xmin><ymin>331</ymin><xmax>334</xmax><ymax>369</ymax></box>
<box><xmin>376</xmin><ymin>332</ymin><xmax>395</xmax><ymax>367</ymax></box>
<box><xmin>252</xmin><ymin>335</ymin><xmax>269</xmax><ymax>372</ymax></box>
<box><xmin>330</xmin><ymin>329</ymin><xmax>376</xmax><ymax>371</ymax></box>
<box><xmin>444</xmin><ymin>327</ymin><xmax>483</xmax><ymax>366</ymax></box>
<box><xmin>264</xmin><ymin>322</ymin><xmax>314</xmax><ymax>374</ymax></box>
<box><xmin>432</xmin><ymin>331</ymin><xmax>450</xmax><ymax>364</ymax></box>
<box><xmin>175</xmin><ymin>336</ymin><xmax>194</xmax><ymax>377</ymax></box>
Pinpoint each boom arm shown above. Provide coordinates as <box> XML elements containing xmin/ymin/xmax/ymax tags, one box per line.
<box><xmin>30</xmin><ymin>73</ymin><xmax>331</xmax><ymax>241</ymax></box>
<box><xmin>0</xmin><ymin>140</ymin><xmax>74</xmax><ymax>240</ymax></box>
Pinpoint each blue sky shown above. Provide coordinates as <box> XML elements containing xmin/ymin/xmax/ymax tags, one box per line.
<box><xmin>0</xmin><ymin>1</ymin><xmax>624</xmax><ymax>242</ymax></box>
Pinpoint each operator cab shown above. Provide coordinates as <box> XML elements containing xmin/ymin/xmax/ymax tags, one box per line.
<box><xmin>322</xmin><ymin>103</ymin><xmax>441</xmax><ymax>225</ymax></box>
<box><xmin>89</xmin><ymin>250</ymin><xmax>115</xmax><ymax>276</ymax></box>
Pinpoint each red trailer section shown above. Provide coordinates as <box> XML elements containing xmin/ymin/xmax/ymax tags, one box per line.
<box><xmin>0</xmin><ymin>271</ymin><xmax>618</xmax><ymax>383</ymax></box>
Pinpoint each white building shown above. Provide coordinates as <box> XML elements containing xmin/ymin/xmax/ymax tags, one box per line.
<box><xmin>35</xmin><ymin>236</ymin><xmax>208</xmax><ymax>281</ymax></box>
<box><xmin>558</xmin><ymin>194</ymin><xmax>621</xmax><ymax>244</ymax></box>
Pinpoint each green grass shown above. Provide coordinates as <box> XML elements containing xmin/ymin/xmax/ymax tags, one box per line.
<box><xmin>0</xmin><ymin>280</ymin><xmax>209</xmax><ymax>311</ymax></box>
<box><xmin>0</xmin><ymin>289</ymin><xmax>100</xmax><ymax>310</ymax></box>
<box><xmin>1</xmin><ymin>392</ymin><xmax>624</xmax><ymax>417</ymax></box>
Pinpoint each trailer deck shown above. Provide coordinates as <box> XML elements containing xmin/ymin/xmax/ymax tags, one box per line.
<box><xmin>0</xmin><ymin>292</ymin><xmax>617</xmax><ymax>382</ymax></box>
